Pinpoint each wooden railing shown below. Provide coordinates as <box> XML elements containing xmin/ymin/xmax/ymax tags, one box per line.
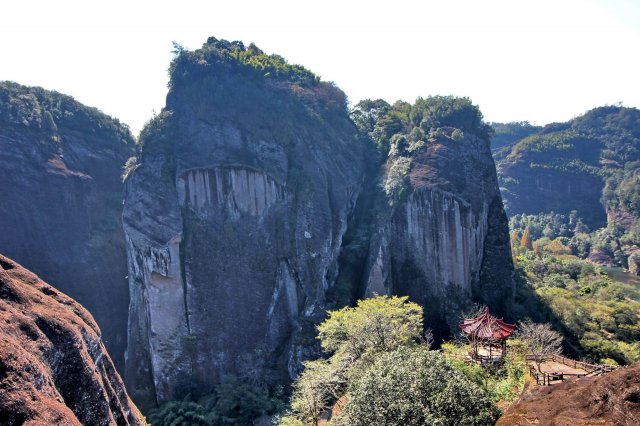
<box><xmin>526</xmin><ymin>354</ymin><xmax>619</xmax><ymax>385</ymax></box>
<box><xmin>528</xmin><ymin>365</ymin><xmax>591</xmax><ymax>385</ymax></box>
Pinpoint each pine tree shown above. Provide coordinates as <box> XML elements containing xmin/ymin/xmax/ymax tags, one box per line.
<box><xmin>520</xmin><ymin>227</ymin><xmax>533</xmax><ymax>250</ymax></box>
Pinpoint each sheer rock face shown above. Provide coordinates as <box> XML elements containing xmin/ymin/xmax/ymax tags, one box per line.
<box><xmin>364</xmin><ymin>132</ymin><xmax>514</xmax><ymax>333</ymax></box>
<box><xmin>499</xmin><ymin>160</ymin><xmax>606</xmax><ymax>225</ymax></box>
<box><xmin>0</xmin><ymin>82</ymin><xmax>135</xmax><ymax>369</ymax></box>
<box><xmin>122</xmin><ymin>70</ymin><xmax>364</xmax><ymax>404</ymax></box>
<box><xmin>122</xmin><ymin>41</ymin><xmax>513</xmax><ymax>406</ymax></box>
<box><xmin>0</xmin><ymin>254</ymin><xmax>145</xmax><ymax>426</ymax></box>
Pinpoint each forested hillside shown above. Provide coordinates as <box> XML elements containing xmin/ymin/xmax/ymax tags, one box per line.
<box><xmin>493</xmin><ymin>107</ymin><xmax>640</xmax><ymax>368</ymax></box>
<box><xmin>496</xmin><ymin>106</ymin><xmax>640</xmax><ymax>270</ymax></box>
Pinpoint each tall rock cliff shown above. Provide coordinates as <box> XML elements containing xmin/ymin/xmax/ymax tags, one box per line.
<box><xmin>352</xmin><ymin>97</ymin><xmax>514</xmax><ymax>335</ymax></box>
<box><xmin>0</xmin><ymin>82</ymin><xmax>135</xmax><ymax>369</ymax></box>
<box><xmin>122</xmin><ymin>39</ymin><xmax>365</xmax><ymax>406</ymax></box>
<box><xmin>0</xmin><ymin>254</ymin><xmax>145</xmax><ymax>426</ymax></box>
<box><xmin>123</xmin><ymin>40</ymin><xmax>515</xmax><ymax>406</ymax></box>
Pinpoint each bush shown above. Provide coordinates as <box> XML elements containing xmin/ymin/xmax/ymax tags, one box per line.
<box><xmin>285</xmin><ymin>296</ymin><xmax>424</xmax><ymax>424</ymax></box>
<box><xmin>214</xmin><ymin>375</ymin><xmax>272</xmax><ymax>425</ymax></box>
<box><xmin>338</xmin><ymin>346</ymin><xmax>499</xmax><ymax>426</ymax></box>
<box><xmin>285</xmin><ymin>297</ymin><xmax>506</xmax><ymax>425</ymax></box>
<box><xmin>149</xmin><ymin>374</ymin><xmax>277</xmax><ymax>426</ymax></box>
<box><xmin>317</xmin><ymin>295</ymin><xmax>422</xmax><ymax>359</ymax></box>
<box><xmin>147</xmin><ymin>400</ymin><xmax>213</xmax><ymax>426</ymax></box>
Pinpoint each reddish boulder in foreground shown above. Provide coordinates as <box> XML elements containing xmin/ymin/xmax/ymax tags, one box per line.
<box><xmin>497</xmin><ymin>363</ymin><xmax>640</xmax><ymax>426</ymax></box>
<box><xmin>0</xmin><ymin>254</ymin><xmax>145</xmax><ymax>425</ymax></box>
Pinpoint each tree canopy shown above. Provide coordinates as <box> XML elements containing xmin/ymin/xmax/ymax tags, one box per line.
<box><xmin>317</xmin><ymin>295</ymin><xmax>423</xmax><ymax>360</ymax></box>
<box><xmin>282</xmin><ymin>296</ymin><xmax>498</xmax><ymax>425</ymax></box>
<box><xmin>340</xmin><ymin>346</ymin><xmax>500</xmax><ymax>426</ymax></box>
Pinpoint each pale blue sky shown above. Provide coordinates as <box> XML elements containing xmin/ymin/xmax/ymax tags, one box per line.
<box><xmin>2</xmin><ymin>0</ymin><xmax>639</xmax><ymax>135</ymax></box>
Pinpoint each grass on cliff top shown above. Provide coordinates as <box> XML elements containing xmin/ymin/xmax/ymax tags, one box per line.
<box><xmin>136</xmin><ymin>37</ymin><xmax>353</xmax><ymax>158</ymax></box>
<box><xmin>170</xmin><ymin>37</ymin><xmax>319</xmax><ymax>88</ymax></box>
<box><xmin>167</xmin><ymin>37</ymin><xmax>346</xmax><ymax>114</ymax></box>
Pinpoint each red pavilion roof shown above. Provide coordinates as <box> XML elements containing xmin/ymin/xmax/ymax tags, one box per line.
<box><xmin>459</xmin><ymin>307</ymin><xmax>516</xmax><ymax>340</ymax></box>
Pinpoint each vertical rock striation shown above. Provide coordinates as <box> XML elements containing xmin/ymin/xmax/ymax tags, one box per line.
<box><xmin>0</xmin><ymin>82</ymin><xmax>135</xmax><ymax>369</ymax></box>
<box><xmin>123</xmin><ymin>44</ymin><xmax>515</xmax><ymax>406</ymax></box>
<box><xmin>358</xmin><ymin>98</ymin><xmax>514</xmax><ymax>335</ymax></box>
<box><xmin>122</xmin><ymin>39</ymin><xmax>364</xmax><ymax>406</ymax></box>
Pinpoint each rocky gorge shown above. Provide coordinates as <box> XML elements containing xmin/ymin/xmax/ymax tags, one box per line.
<box><xmin>0</xmin><ymin>38</ymin><xmax>517</xmax><ymax>414</ymax></box>
<box><xmin>121</xmin><ymin>38</ymin><xmax>514</xmax><ymax>406</ymax></box>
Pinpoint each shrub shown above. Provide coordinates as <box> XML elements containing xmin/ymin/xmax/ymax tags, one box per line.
<box><xmin>317</xmin><ymin>295</ymin><xmax>422</xmax><ymax>360</ymax></box>
<box><xmin>147</xmin><ymin>400</ymin><xmax>213</xmax><ymax>426</ymax></box>
<box><xmin>285</xmin><ymin>296</ymin><xmax>424</xmax><ymax>424</ymax></box>
<box><xmin>338</xmin><ymin>346</ymin><xmax>499</xmax><ymax>426</ymax></box>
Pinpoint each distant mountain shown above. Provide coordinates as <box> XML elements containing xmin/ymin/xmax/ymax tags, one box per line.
<box><xmin>495</xmin><ymin>106</ymin><xmax>640</xmax><ymax>269</ymax></box>
<box><xmin>490</xmin><ymin>121</ymin><xmax>541</xmax><ymax>158</ymax></box>
<box><xmin>497</xmin><ymin>106</ymin><xmax>640</xmax><ymax>226</ymax></box>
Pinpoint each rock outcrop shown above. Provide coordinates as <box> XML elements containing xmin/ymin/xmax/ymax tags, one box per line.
<box><xmin>122</xmin><ymin>39</ymin><xmax>364</xmax><ymax>406</ymax></box>
<box><xmin>122</xmin><ymin>41</ymin><xmax>515</xmax><ymax>406</ymax></box>
<box><xmin>0</xmin><ymin>254</ymin><xmax>145</xmax><ymax>426</ymax></box>
<box><xmin>497</xmin><ymin>363</ymin><xmax>640</xmax><ymax>426</ymax></box>
<box><xmin>0</xmin><ymin>82</ymin><xmax>135</xmax><ymax>369</ymax></box>
<box><xmin>359</xmin><ymin>101</ymin><xmax>514</xmax><ymax>335</ymax></box>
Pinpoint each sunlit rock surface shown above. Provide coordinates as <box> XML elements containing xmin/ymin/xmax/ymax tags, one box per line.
<box><xmin>363</xmin><ymin>130</ymin><xmax>514</xmax><ymax>335</ymax></box>
<box><xmin>0</xmin><ymin>254</ymin><xmax>145</xmax><ymax>426</ymax></box>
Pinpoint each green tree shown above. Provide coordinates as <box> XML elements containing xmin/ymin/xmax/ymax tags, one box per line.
<box><xmin>317</xmin><ymin>295</ymin><xmax>423</xmax><ymax>360</ymax></box>
<box><xmin>147</xmin><ymin>400</ymin><xmax>213</xmax><ymax>426</ymax></box>
<box><xmin>338</xmin><ymin>346</ymin><xmax>499</xmax><ymax>426</ymax></box>
<box><xmin>213</xmin><ymin>375</ymin><xmax>272</xmax><ymax>425</ymax></box>
<box><xmin>283</xmin><ymin>296</ymin><xmax>424</xmax><ymax>425</ymax></box>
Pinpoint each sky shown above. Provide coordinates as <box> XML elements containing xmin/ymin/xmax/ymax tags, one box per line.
<box><xmin>2</xmin><ymin>0</ymin><xmax>639</xmax><ymax>136</ymax></box>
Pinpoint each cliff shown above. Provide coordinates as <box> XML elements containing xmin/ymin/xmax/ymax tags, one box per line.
<box><xmin>353</xmin><ymin>97</ymin><xmax>514</xmax><ymax>335</ymax></box>
<box><xmin>122</xmin><ymin>38</ymin><xmax>365</xmax><ymax>406</ymax></box>
<box><xmin>123</xmin><ymin>41</ymin><xmax>515</xmax><ymax>407</ymax></box>
<box><xmin>0</xmin><ymin>254</ymin><xmax>145</xmax><ymax>425</ymax></box>
<box><xmin>0</xmin><ymin>82</ymin><xmax>135</xmax><ymax>368</ymax></box>
<box><xmin>497</xmin><ymin>363</ymin><xmax>640</xmax><ymax>425</ymax></box>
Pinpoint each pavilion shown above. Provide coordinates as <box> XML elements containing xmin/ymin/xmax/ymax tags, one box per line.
<box><xmin>459</xmin><ymin>307</ymin><xmax>516</xmax><ymax>362</ymax></box>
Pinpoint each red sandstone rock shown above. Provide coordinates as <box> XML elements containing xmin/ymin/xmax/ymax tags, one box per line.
<box><xmin>0</xmin><ymin>254</ymin><xmax>145</xmax><ymax>425</ymax></box>
<box><xmin>497</xmin><ymin>363</ymin><xmax>640</xmax><ymax>426</ymax></box>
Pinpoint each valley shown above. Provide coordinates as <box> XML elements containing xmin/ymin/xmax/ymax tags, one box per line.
<box><xmin>0</xmin><ymin>36</ymin><xmax>638</xmax><ymax>426</ymax></box>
